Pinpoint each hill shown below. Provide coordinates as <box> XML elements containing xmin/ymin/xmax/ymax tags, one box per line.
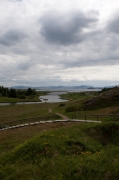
<box><xmin>84</xmin><ymin>86</ymin><xmax>119</xmax><ymax>110</ymax></box>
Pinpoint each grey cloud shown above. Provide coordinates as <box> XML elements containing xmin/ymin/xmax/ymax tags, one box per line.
<box><xmin>39</xmin><ymin>10</ymin><xmax>98</xmax><ymax>45</ymax></box>
<box><xmin>0</xmin><ymin>29</ymin><xmax>26</xmax><ymax>47</ymax></box>
<box><xmin>9</xmin><ymin>0</ymin><xmax>22</xmax><ymax>2</ymax></box>
<box><xmin>17</xmin><ymin>60</ymin><xmax>34</xmax><ymax>71</ymax></box>
<box><xmin>107</xmin><ymin>15</ymin><xmax>119</xmax><ymax>34</ymax></box>
<box><xmin>17</xmin><ymin>63</ymin><xmax>31</xmax><ymax>71</ymax></box>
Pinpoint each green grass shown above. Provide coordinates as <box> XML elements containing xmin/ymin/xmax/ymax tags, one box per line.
<box><xmin>0</xmin><ymin>91</ymin><xmax>48</xmax><ymax>103</ymax></box>
<box><xmin>60</xmin><ymin>89</ymin><xmax>119</xmax><ymax>112</ymax></box>
<box><xmin>0</xmin><ymin>103</ymin><xmax>58</xmax><ymax>123</ymax></box>
<box><xmin>53</xmin><ymin>98</ymin><xmax>119</xmax><ymax>120</ymax></box>
<box><xmin>0</xmin><ymin>95</ymin><xmax>40</xmax><ymax>103</ymax></box>
<box><xmin>0</xmin><ymin>122</ymin><xmax>119</xmax><ymax>179</ymax></box>
<box><xmin>59</xmin><ymin>92</ymin><xmax>98</xmax><ymax>113</ymax></box>
<box><xmin>1</xmin><ymin>90</ymin><xmax>119</xmax><ymax>179</ymax></box>
<box><xmin>60</xmin><ymin>92</ymin><xmax>96</xmax><ymax>101</ymax></box>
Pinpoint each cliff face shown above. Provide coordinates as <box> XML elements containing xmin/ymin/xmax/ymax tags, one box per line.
<box><xmin>84</xmin><ymin>87</ymin><xmax>119</xmax><ymax>110</ymax></box>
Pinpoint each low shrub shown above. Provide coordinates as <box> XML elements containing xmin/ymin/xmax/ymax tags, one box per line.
<box><xmin>58</xmin><ymin>103</ymin><xmax>65</xmax><ymax>107</ymax></box>
<box><xmin>87</xmin><ymin>122</ymin><xmax>119</xmax><ymax>145</ymax></box>
<box><xmin>19</xmin><ymin>94</ymin><xmax>26</xmax><ymax>99</ymax></box>
<box><xmin>65</xmin><ymin>105</ymin><xmax>83</xmax><ymax>112</ymax></box>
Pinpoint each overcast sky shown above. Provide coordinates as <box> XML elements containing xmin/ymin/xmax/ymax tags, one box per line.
<box><xmin>0</xmin><ymin>0</ymin><xmax>119</xmax><ymax>87</ymax></box>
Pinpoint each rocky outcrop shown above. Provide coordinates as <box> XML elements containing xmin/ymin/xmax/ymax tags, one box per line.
<box><xmin>84</xmin><ymin>87</ymin><xmax>119</xmax><ymax>110</ymax></box>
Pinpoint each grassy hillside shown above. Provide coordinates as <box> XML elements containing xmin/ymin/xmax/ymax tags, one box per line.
<box><xmin>84</xmin><ymin>87</ymin><xmax>119</xmax><ymax>110</ymax></box>
<box><xmin>0</xmin><ymin>88</ymin><xmax>119</xmax><ymax>179</ymax></box>
<box><xmin>0</xmin><ymin>122</ymin><xmax>119</xmax><ymax>180</ymax></box>
<box><xmin>63</xmin><ymin>87</ymin><xmax>119</xmax><ymax>113</ymax></box>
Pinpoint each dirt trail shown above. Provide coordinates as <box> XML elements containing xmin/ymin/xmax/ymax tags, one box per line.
<box><xmin>56</xmin><ymin>113</ymin><xmax>69</xmax><ymax>120</ymax></box>
<box><xmin>48</xmin><ymin>108</ymin><xmax>69</xmax><ymax>120</ymax></box>
<box><xmin>48</xmin><ymin>108</ymin><xmax>52</xmax><ymax>113</ymax></box>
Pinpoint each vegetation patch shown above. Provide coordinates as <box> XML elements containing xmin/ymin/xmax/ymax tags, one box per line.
<box><xmin>60</xmin><ymin>92</ymin><xmax>95</xmax><ymax>101</ymax></box>
<box><xmin>1</xmin><ymin>87</ymin><xmax>119</xmax><ymax>179</ymax></box>
<box><xmin>83</xmin><ymin>87</ymin><xmax>119</xmax><ymax>110</ymax></box>
<box><xmin>0</xmin><ymin>85</ymin><xmax>48</xmax><ymax>103</ymax></box>
<box><xmin>87</xmin><ymin>122</ymin><xmax>119</xmax><ymax>145</ymax></box>
<box><xmin>1</xmin><ymin>123</ymin><xmax>119</xmax><ymax>179</ymax></box>
<box><xmin>65</xmin><ymin>104</ymin><xmax>83</xmax><ymax>112</ymax></box>
<box><xmin>58</xmin><ymin>103</ymin><xmax>66</xmax><ymax>107</ymax></box>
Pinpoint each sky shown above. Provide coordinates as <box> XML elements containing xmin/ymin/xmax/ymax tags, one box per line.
<box><xmin>0</xmin><ymin>0</ymin><xmax>119</xmax><ymax>87</ymax></box>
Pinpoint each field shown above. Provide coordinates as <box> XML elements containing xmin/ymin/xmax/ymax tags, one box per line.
<box><xmin>0</xmin><ymin>103</ymin><xmax>58</xmax><ymax>123</ymax></box>
<box><xmin>0</xmin><ymin>90</ymin><xmax>119</xmax><ymax>180</ymax></box>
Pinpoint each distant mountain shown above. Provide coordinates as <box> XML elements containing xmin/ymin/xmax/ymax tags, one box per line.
<box><xmin>73</xmin><ymin>85</ymin><xmax>94</xmax><ymax>89</ymax></box>
<box><xmin>12</xmin><ymin>85</ymin><xmax>100</xmax><ymax>90</ymax></box>
<box><xmin>36</xmin><ymin>85</ymin><xmax>96</xmax><ymax>90</ymax></box>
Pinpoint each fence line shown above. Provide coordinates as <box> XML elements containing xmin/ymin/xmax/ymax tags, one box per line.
<box><xmin>0</xmin><ymin>114</ymin><xmax>58</xmax><ymax>130</ymax></box>
<box><xmin>1</xmin><ymin>114</ymin><xmax>119</xmax><ymax>131</ymax></box>
<box><xmin>72</xmin><ymin>114</ymin><xmax>119</xmax><ymax>121</ymax></box>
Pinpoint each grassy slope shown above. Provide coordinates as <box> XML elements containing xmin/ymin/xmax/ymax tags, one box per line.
<box><xmin>0</xmin><ymin>121</ymin><xmax>78</xmax><ymax>157</ymax></box>
<box><xmin>0</xmin><ymin>122</ymin><xmax>119</xmax><ymax>180</ymax></box>
<box><xmin>60</xmin><ymin>89</ymin><xmax>119</xmax><ymax>114</ymax></box>
<box><xmin>83</xmin><ymin>87</ymin><xmax>119</xmax><ymax>110</ymax></box>
<box><xmin>57</xmin><ymin>90</ymin><xmax>119</xmax><ymax>121</ymax></box>
<box><xmin>0</xmin><ymin>90</ymin><xmax>119</xmax><ymax>179</ymax></box>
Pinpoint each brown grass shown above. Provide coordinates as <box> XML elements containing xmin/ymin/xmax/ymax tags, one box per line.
<box><xmin>0</xmin><ymin>103</ymin><xmax>59</xmax><ymax>123</ymax></box>
<box><xmin>0</xmin><ymin>121</ymin><xmax>79</xmax><ymax>156</ymax></box>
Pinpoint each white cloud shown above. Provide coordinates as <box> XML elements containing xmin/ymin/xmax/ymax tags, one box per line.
<box><xmin>0</xmin><ymin>0</ymin><xmax>119</xmax><ymax>87</ymax></box>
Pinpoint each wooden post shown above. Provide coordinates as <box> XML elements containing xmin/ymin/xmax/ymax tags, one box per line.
<box><xmin>85</xmin><ymin>115</ymin><xmax>86</xmax><ymax>120</ymax></box>
<box><xmin>72</xmin><ymin>114</ymin><xmax>73</xmax><ymax>119</ymax></box>
<box><xmin>97</xmin><ymin>115</ymin><xmax>98</xmax><ymax>121</ymax></box>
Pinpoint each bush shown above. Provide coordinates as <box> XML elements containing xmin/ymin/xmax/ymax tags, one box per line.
<box><xmin>58</xmin><ymin>103</ymin><xmax>65</xmax><ymax>107</ymax></box>
<box><xmin>65</xmin><ymin>104</ymin><xmax>83</xmax><ymax>112</ymax></box>
<box><xmin>88</xmin><ymin>122</ymin><xmax>119</xmax><ymax>145</ymax></box>
<box><xmin>19</xmin><ymin>94</ymin><xmax>26</xmax><ymax>99</ymax></box>
<box><xmin>65</xmin><ymin>105</ymin><xmax>78</xmax><ymax>112</ymax></box>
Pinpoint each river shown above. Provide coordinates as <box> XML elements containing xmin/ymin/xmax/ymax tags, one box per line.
<box><xmin>40</xmin><ymin>91</ymin><xmax>68</xmax><ymax>103</ymax></box>
<box><xmin>0</xmin><ymin>88</ymin><xmax>101</xmax><ymax>106</ymax></box>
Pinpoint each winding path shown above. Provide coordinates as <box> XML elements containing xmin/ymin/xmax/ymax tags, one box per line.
<box><xmin>48</xmin><ymin>108</ymin><xmax>52</xmax><ymax>113</ymax></box>
<box><xmin>48</xmin><ymin>108</ymin><xmax>69</xmax><ymax>120</ymax></box>
<box><xmin>0</xmin><ymin>109</ymin><xmax>101</xmax><ymax>132</ymax></box>
<box><xmin>56</xmin><ymin>113</ymin><xmax>69</xmax><ymax>120</ymax></box>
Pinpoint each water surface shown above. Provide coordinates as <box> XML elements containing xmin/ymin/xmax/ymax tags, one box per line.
<box><xmin>0</xmin><ymin>91</ymin><xmax>68</xmax><ymax>106</ymax></box>
<box><xmin>40</xmin><ymin>91</ymin><xmax>68</xmax><ymax>103</ymax></box>
<box><xmin>0</xmin><ymin>88</ymin><xmax>100</xmax><ymax>106</ymax></box>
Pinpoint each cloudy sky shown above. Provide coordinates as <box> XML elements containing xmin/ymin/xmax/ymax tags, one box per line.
<box><xmin>0</xmin><ymin>0</ymin><xmax>119</xmax><ymax>87</ymax></box>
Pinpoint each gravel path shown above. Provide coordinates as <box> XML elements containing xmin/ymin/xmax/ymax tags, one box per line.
<box><xmin>56</xmin><ymin>113</ymin><xmax>69</xmax><ymax>120</ymax></box>
<box><xmin>48</xmin><ymin>108</ymin><xmax>69</xmax><ymax>120</ymax></box>
<box><xmin>48</xmin><ymin>108</ymin><xmax>52</xmax><ymax>113</ymax></box>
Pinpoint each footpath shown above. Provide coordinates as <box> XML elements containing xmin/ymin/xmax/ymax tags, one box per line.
<box><xmin>0</xmin><ymin>109</ymin><xmax>102</xmax><ymax>132</ymax></box>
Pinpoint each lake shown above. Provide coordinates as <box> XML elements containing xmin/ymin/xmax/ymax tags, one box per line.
<box><xmin>40</xmin><ymin>91</ymin><xmax>68</xmax><ymax>103</ymax></box>
<box><xmin>0</xmin><ymin>91</ymin><xmax>68</xmax><ymax>106</ymax></box>
<box><xmin>0</xmin><ymin>88</ymin><xmax>101</xmax><ymax>106</ymax></box>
